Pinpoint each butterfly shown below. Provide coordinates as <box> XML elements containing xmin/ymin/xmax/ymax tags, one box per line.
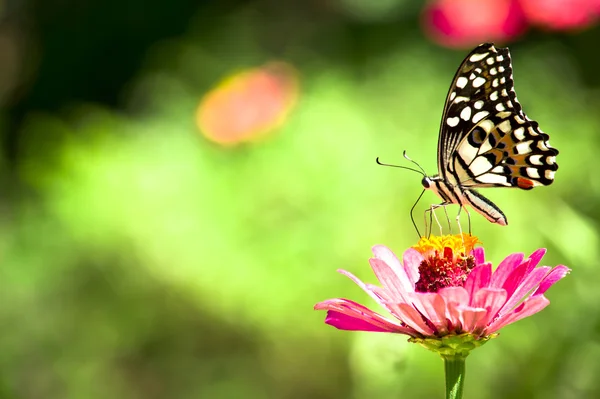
<box><xmin>378</xmin><ymin>43</ymin><xmax>559</xmax><ymax>234</ymax></box>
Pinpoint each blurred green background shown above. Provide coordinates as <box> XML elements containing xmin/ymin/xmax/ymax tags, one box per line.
<box><xmin>0</xmin><ymin>0</ymin><xmax>597</xmax><ymax>398</ymax></box>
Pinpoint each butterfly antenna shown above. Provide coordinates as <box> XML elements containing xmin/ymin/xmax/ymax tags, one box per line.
<box><xmin>376</xmin><ymin>157</ymin><xmax>424</xmax><ymax>176</ymax></box>
<box><xmin>402</xmin><ymin>151</ymin><xmax>427</xmax><ymax>175</ymax></box>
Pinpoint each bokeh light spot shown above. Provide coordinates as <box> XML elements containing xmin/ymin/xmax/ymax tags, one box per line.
<box><xmin>196</xmin><ymin>62</ymin><xmax>299</xmax><ymax>146</ymax></box>
<box><xmin>519</xmin><ymin>0</ymin><xmax>600</xmax><ymax>30</ymax></box>
<box><xmin>423</xmin><ymin>0</ymin><xmax>527</xmax><ymax>48</ymax></box>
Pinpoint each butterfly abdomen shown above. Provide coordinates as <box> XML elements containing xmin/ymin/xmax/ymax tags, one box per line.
<box><xmin>422</xmin><ymin>175</ymin><xmax>508</xmax><ymax>225</ymax></box>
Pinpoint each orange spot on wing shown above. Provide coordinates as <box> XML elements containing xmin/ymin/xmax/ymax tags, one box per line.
<box><xmin>517</xmin><ymin>177</ymin><xmax>534</xmax><ymax>189</ymax></box>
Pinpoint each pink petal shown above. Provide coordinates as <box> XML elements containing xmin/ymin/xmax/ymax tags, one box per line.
<box><xmin>471</xmin><ymin>247</ymin><xmax>486</xmax><ymax>265</ymax></box>
<box><xmin>459</xmin><ymin>307</ymin><xmax>487</xmax><ymax>332</ymax></box>
<box><xmin>368</xmin><ymin>258</ymin><xmax>412</xmax><ymax>302</ymax></box>
<box><xmin>338</xmin><ymin>269</ymin><xmax>394</xmax><ymax>310</ymax></box>
<box><xmin>325</xmin><ymin>311</ymin><xmax>392</xmax><ymax>332</ymax></box>
<box><xmin>533</xmin><ymin>265</ymin><xmax>571</xmax><ymax>295</ymax></box>
<box><xmin>438</xmin><ymin>287</ymin><xmax>469</xmax><ymax>329</ymax></box>
<box><xmin>386</xmin><ymin>302</ymin><xmax>435</xmax><ymax>336</ymax></box>
<box><xmin>439</xmin><ymin>286</ymin><xmax>470</xmax><ymax>306</ymax></box>
<box><xmin>409</xmin><ymin>292</ymin><xmax>449</xmax><ymax>333</ymax></box>
<box><xmin>486</xmin><ymin>295</ymin><xmax>550</xmax><ymax>334</ymax></box>
<box><xmin>471</xmin><ymin>287</ymin><xmax>507</xmax><ymax>329</ymax></box>
<box><xmin>372</xmin><ymin>245</ymin><xmax>415</xmax><ymax>292</ymax></box>
<box><xmin>335</xmin><ymin>269</ymin><xmax>433</xmax><ymax>335</ymax></box>
<box><xmin>501</xmin><ymin>259</ymin><xmax>533</xmax><ymax>299</ymax></box>
<box><xmin>497</xmin><ymin>266</ymin><xmax>551</xmax><ymax>316</ymax></box>
<box><xmin>464</xmin><ymin>263</ymin><xmax>492</xmax><ymax>302</ymax></box>
<box><xmin>315</xmin><ymin>299</ymin><xmax>413</xmax><ymax>333</ymax></box>
<box><xmin>402</xmin><ymin>248</ymin><xmax>423</xmax><ymax>286</ymax></box>
<box><xmin>490</xmin><ymin>252</ymin><xmax>524</xmax><ymax>288</ymax></box>
<box><xmin>527</xmin><ymin>248</ymin><xmax>547</xmax><ymax>269</ymax></box>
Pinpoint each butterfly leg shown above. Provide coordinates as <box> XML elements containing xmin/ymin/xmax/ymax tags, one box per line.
<box><xmin>424</xmin><ymin>203</ymin><xmax>446</xmax><ymax>237</ymax></box>
<box><xmin>454</xmin><ymin>205</ymin><xmax>472</xmax><ymax>245</ymax></box>
<box><xmin>455</xmin><ymin>205</ymin><xmax>465</xmax><ymax>239</ymax></box>
<box><xmin>466</xmin><ymin>207</ymin><xmax>472</xmax><ymax>235</ymax></box>
<box><xmin>410</xmin><ymin>189</ymin><xmax>427</xmax><ymax>238</ymax></box>
<box><xmin>443</xmin><ymin>205</ymin><xmax>452</xmax><ymax>234</ymax></box>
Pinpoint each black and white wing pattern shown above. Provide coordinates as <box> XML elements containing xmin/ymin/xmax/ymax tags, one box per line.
<box><xmin>424</xmin><ymin>43</ymin><xmax>559</xmax><ymax>226</ymax></box>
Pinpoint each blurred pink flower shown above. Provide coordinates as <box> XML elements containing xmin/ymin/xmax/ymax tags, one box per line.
<box><xmin>315</xmin><ymin>235</ymin><xmax>569</xmax><ymax>340</ymax></box>
<box><xmin>196</xmin><ymin>62</ymin><xmax>298</xmax><ymax>146</ymax></box>
<box><xmin>518</xmin><ymin>0</ymin><xmax>600</xmax><ymax>30</ymax></box>
<box><xmin>422</xmin><ymin>0</ymin><xmax>527</xmax><ymax>48</ymax></box>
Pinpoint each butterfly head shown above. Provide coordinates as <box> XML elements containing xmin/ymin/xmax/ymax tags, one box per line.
<box><xmin>421</xmin><ymin>175</ymin><xmax>435</xmax><ymax>189</ymax></box>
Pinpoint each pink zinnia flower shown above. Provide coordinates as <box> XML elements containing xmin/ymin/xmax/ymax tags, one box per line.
<box><xmin>315</xmin><ymin>234</ymin><xmax>569</xmax><ymax>355</ymax></box>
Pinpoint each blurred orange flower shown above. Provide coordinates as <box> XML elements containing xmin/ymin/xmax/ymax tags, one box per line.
<box><xmin>196</xmin><ymin>62</ymin><xmax>299</xmax><ymax>146</ymax></box>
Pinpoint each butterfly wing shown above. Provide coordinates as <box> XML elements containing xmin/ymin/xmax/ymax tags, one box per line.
<box><xmin>437</xmin><ymin>43</ymin><xmax>558</xmax><ymax>190</ymax></box>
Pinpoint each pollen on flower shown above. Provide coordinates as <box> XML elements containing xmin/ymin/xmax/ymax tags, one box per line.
<box><xmin>413</xmin><ymin>233</ymin><xmax>479</xmax><ymax>260</ymax></box>
<box><xmin>413</xmin><ymin>234</ymin><xmax>479</xmax><ymax>293</ymax></box>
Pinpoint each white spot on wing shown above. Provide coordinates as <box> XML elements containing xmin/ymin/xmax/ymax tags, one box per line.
<box><xmin>450</xmin><ymin>91</ymin><xmax>456</xmax><ymax>101</ymax></box>
<box><xmin>473</xmin><ymin>77</ymin><xmax>486</xmax><ymax>88</ymax></box>
<box><xmin>498</xmin><ymin>120</ymin><xmax>512</xmax><ymax>133</ymax></box>
<box><xmin>513</xmin><ymin>127</ymin><xmax>526</xmax><ymax>140</ymax></box>
<box><xmin>516</xmin><ymin>141</ymin><xmax>533</xmax><ymax>154</ymax></box>
<box><xmin>454</xmin><ymin>96</ymin><xmax>469</xmax><ymax>103</ymax></box>
<box><xmin>475</xmin><ymin>172</ymin><xmax>509</xmax><ymax>185</ymax></box>
<box><xmin>474</xmin><ymin>100</ymin><xmax>484</xmax><ymax>109</ymax></box>
<box><xmin>456</xmin><ymin>77</ymin><xmax>468</xmax><ymax>88</ymax></box>
<box><xmin>495</xmin><ymin>103</ymin><xmax>506</xmax><ymax>112</ymax></box>
<box><xmin>470</xmin><ymin>156</ymin><xmax>493</xmax><ymax>174</ymax></box>
<box><xmin>459</xmin><ymin>143</ymin><xmax>481</xmax><ymax>165</ymax></box>
<box><xmin>490</xmin><ymin>68</ymin><xmax>497</xmax><ymax>75</ymax></box>
<box><xmin>447</xmin><ymin>116</ymin><xmax>460</xmax><ymax>127</ymax></box>
<box><xmin>472</xmin><ymin>111</ymin><xmax>489</xmax><ymax>124</ymax></box>
<box><xmin>479</xmin><ymin>138</ymin><xmax>493</xmax><ymax>154</ymax></box>
<box><xmin>545</xmin><ymin>170</ymin><xmax>555</xmax><ymax>180</ymax></box>
<box><xmin>490</xmin><ymin>91</ymin><xmax>499</xmax><ymax>101</ymax></box>
<box><xmin>460</xmin><ymin>106</ymin><xmax>472</xmax><ymax>121</ymax></box>
<box><xmin>478</xmin><ymin>118</ymin><xmax>494</xmax><ymax>132</ymax></box>
<box><xmin>529</xmin><ymin>154</ymin><xmax>543</xmax><ymax>165</ymax></box>
<box><xmin>470</xmin><ymin>52</ymin><xmax>489</xmax><ymax>62</ymax></box>
<box><xmin>499</xmin><ymin>66</ymin><xmax>505</xmax><ymax>73</ymax></box>
<box><xmin>486</xmin><ymin>57</ymin><xmax>494</xmax><ymax>65</ymax></box>
<box><xmin>526</xmin><ymin>167</ymin><xmax>540</xmax><ymax>179</ymax></box>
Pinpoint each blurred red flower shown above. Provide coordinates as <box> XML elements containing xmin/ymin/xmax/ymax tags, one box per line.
<box><xmin>519</xmin><ymin>0</ymin><xmax>600</xmax><ymax>30</ymax></box>
<box><xmin>196</xmin><ymin>62</ymin><xmax>299</xmax><ymax>146</ymax></box>
<box><xmin>423</xmin><ymin>0</ymin><xmax>528</xmax><ymax>48</ymax></box>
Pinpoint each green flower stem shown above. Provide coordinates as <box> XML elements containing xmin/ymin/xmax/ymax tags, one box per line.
<box><xmin>443</xmin><ymin>355</ymin><xmax>466</xmax><ymax>399</ymax></box>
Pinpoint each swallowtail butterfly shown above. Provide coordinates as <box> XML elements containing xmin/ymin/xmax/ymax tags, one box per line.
<box><xmin>379</xmin><ymin>43</ymin><xmax>559</xmax><ymax>232</ymax></box>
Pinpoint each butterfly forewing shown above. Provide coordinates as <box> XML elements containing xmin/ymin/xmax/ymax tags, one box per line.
<box><xmin>438</xmin><ymin>43</ymin><xmax>558</xmax><ymax>191</ymax></box>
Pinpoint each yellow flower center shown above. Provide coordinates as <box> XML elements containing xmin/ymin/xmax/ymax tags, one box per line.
<box><xmin>412</xmin><ymin>233</ymin><xmax>480</xmax><ymax>260</ymax></box>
